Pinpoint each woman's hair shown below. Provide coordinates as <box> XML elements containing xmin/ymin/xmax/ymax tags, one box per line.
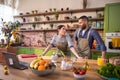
<box><xmin>57</xmin><ymin>25</ymin><xmax>65</xmax><ymax>30</ymax></box>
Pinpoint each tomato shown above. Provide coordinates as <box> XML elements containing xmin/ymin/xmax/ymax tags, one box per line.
<box><xmin>81</xmin><ymin>70</ymin><xmax>86</xmax><ymax>74</ymax></box>
<box><xmin>74</xmin><ymin>71</ymin><xmax>79</xmax><ymax>74</ymax></box>
<box><xmin>79</xmin><ymin>71</ymin><xmax>84</xmax><ymax>75</ymax></box>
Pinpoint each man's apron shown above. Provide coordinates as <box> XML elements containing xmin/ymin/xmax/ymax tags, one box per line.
<box><xmin>55</xmin><ymin>36</ymin><xmax>71</xmax><ymax>57</ymax></box>
<box><xmin>77</xmin><ymin>28</ymin><xmax>92</xmax><ymax>59</ymax></box>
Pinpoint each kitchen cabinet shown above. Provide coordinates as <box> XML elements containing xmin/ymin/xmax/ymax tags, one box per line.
<box><xmin>104</xmin><ymin>2</ymin><xmax>120</xmax><ymax>32</ymax></box>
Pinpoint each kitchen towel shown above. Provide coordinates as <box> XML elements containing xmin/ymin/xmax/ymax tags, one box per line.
<box><xmin>20</xmin><ymin>54</ymin><xmax>37</xmax><ymax>58</ymax></box>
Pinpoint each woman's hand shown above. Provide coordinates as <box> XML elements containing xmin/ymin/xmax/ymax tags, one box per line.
<box><xmin>38</xmin><ymin>53</ymin><xmax>44</xmax><ymax>57</ymax></box>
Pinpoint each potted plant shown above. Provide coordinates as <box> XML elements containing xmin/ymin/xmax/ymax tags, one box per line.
<box><xmin>61</xmin><ymin>8</ymin><xmax>64</xmax><ymax>11</ymax></box>
<box><xmin>53</xmin><ymin>8</ymin><xmax>56</xmax><ymax>12</ymax></box>
<box><xmin>49</xmin><ymin>8</ymin><xmax>52</xmax><ymax>12</ymax></box>
<box><xmin>32</xmin><ymin>24</ymin><xmax>36</xmax><ymax>30</ymax></box>
<box><xmin>55</xmin><ymin>13</ymin><xmax>59</xmax><ymax>20</ymax></box>
<box><xmin>50</xmin><ymin>23</ymin><xmax>54</xmax><ymax>29</ymax></box>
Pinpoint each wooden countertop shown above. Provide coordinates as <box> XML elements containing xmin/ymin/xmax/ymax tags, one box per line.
<box><xmin>0</xmin><ymin>56</ymin><xmax>104</xmax><ymax>80</ymax></box>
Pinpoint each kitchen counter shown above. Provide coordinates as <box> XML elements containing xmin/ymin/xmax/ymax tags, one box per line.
<box><xmin>0</xmin><ymin>56</ymin><xmax>104</xmax><ymax>80</ymax></box>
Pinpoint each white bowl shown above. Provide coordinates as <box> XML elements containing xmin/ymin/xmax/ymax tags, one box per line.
<box><xmin>73</xmin><ymin>73</ymin><xmax>86</xmax><ymax>80</ymax></box>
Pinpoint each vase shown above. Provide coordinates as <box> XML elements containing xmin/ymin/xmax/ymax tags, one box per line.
<box><xmin>83</xmin><ymin>0</ymin><xmax>87</xmax><ymax>9</ymax></box>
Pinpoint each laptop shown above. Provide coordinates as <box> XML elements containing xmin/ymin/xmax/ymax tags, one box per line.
<box><xmin>2</xmin><ymin>52</ymin><xmax>29</xmax><ymax>70</ymax></box>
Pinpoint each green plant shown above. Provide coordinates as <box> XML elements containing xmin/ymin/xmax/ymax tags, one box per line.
<box><xmin>50</xmin><ymin>23</ymin><xmax>54</xmax><ymax>29</ymax></box>
<box><xmin>55</xmin><ymin>13</ymin><xmax>59</xmax><ymax>20</ymax></box>
<box><xmin>32</xmin><ymin>24</ymin><xmax>36</xmax><ymax>29</ymax></box>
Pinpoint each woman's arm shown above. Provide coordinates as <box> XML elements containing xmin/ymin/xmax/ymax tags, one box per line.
<box><xmin>42</xmin><ymin>44</ymin><xmax>52</xmax><ymax>56</ymax></box>
<box><xmin>66</xmin><ymin>34</ymin><xmax>80</xmax><ymax>58</ymax></box>
<box><xmin>70</xmin><ymin>47</ymin><xmax>80</xmax><ymax>58</ymax></box>
<box><xmin>41</xmin><ymin>34</ymin><xmax>57</xmax><ymax>56</ymax></box>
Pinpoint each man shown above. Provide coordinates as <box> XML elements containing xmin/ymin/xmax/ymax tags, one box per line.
<box><xmin>74</xmin><ymin>16</ymin><xmax>106</xmax><ymax>59</ymax></box>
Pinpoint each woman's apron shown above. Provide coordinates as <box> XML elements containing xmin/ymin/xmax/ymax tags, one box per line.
<box><xmin>55</xmin><ymin>36</ymin><xmax>71</xmax><ymax>57</ymax></box>
<box><xmin>77</xmin><ymin>28</ymin><xmax>92</xmax><ymax>59</ymax></box>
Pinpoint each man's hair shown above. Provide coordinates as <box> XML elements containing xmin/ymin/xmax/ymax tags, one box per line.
<box><xmin>78</xmin><ymin>15</ymin><xmax>89</xmax><ymax>21</ymax></box>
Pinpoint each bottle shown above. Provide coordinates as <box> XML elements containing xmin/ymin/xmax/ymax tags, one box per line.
<box><xmin>61</xmin><ymin>58</ymin><xmax>66</xmax><ymax>70</ymax></box>
<box><xmin>51</xmin><ymin>52</ymin><xmax>58</xmax><ymax>63</ymax></box>
<box><xmin>83</xmin><ymin>61</ymin><xmax>90</xmax><ymax>70</ymax></box>
<box><xmin>83</xmin><ymin>56</ymin><xmax>90</xmax><ymax>70</ymax></box>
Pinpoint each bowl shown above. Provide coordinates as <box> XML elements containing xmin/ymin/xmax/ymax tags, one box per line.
<box><xmin>73</xmin><ymin>73</ymin><xmax>86</xmax><ymax>80</ymax></box>
<box><xmin>29</xmin><ymin>66</ymin><xmax>56</xmax><ymax>76</ymax></box>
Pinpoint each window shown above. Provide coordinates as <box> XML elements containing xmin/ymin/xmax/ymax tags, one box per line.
<box><xmin>0</xmin><ymin>4</ymin><xmax>16</xmax><ymax>43</ymax></box>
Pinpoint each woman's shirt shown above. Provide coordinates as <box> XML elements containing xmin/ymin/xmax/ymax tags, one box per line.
<box><xmin>50</xmin><ymin>34</ymin><xmax>73</xmax><ymax>48</ymax></box>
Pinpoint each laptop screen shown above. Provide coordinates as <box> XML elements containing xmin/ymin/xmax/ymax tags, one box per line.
<box><xmin>2</xmin><ymin>52</ymin><xmax>20</xmax><ymax>68</ymax></box>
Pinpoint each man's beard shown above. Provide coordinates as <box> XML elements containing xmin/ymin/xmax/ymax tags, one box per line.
<box><xmin>81</xmin><ymin>24</ymin><xmax>86</xmax><ymax>30</ymax></box>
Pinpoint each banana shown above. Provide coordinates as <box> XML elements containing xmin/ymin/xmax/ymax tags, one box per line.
<box><xmin>30</xmin><ymin>59</ymin><xmax>40</xmax><ymax>68</ymax></box>
<box><xmin>34</xmin><ymin>62</ymin><xmax>39</xmax><ymax>69</ymax></box>
<box><xmin>37</xmin><ymin>56</ymin><xmax>43</xmax><ymax>60</ymax></box>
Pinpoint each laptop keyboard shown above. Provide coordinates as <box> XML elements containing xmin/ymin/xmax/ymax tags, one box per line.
<box><xmin>19</xmin><ymin>61</ymin><xmax>29</xmax><ymax>69</ymax></box>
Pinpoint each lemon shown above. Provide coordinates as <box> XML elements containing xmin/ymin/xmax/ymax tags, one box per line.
<box><xmin>4</xmin><ymin>65</ymin><xmax>8</xmax><ymax>70</ymax></box>
<box><xmin>4</xmin><ymin>70</ymin><xmax>8</xmax><ymax>75</ymax></box>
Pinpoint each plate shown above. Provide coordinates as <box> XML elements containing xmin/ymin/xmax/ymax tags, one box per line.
<box><xmin>98</xmin><ymin>73</ymin><xmax>119</xmax><ymax>80</ymax></box>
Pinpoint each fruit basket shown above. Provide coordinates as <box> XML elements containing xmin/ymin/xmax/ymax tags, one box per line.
<box><xmin>29</xmin><ymin>57</ymin><xmax>56</xmax><ymax>76</ymax></box>
<box><xmin>29</xmin><ymin>66</ymin><xmax>56</xmax><ymax>76</ymax></box>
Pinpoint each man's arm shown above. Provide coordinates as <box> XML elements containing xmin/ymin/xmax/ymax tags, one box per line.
<box><xmin>92</xmin><ymin>30</ymin><xmax>106</xmax><ymax>59</ymax></box>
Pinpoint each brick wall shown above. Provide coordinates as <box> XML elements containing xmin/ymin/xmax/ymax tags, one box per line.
<box><xmin>20</xmin><ymin>31</ymin><xmax>56</xmax><ymax>47</ymax></box>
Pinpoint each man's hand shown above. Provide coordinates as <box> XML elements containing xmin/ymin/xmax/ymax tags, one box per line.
<box><xmin>101</xmin><ymin>51</ymin><xmax>106</xmax><ymax>59</ymax></box>
<box><xmin>101</xmin><ymin>51</ymin><xmax>109</xmax><ymax>63</ymax></box>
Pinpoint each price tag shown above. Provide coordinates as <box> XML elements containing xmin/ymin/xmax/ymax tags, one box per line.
<box><xmin>9</xmin><ymin>58</ymin><xmax>14</xmax><ymax>65</ymax></box>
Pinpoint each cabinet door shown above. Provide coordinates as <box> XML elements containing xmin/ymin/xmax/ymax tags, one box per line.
<box><xmin>104</xmin><ymin>3</ymin><xmax>120</xmax><ymax>32</ymax></box>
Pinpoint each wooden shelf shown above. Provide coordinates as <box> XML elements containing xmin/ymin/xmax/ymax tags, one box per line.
<box><xmin>14</xmin><ymin>7</ymin><xmax>104</xmax><ymax>18</ymax></box>
<box><xmin>21</xmin><ymin>18</ymin><xmax>104</xmax><ymax>25</ymax></box>
<box><xmin>18</xmin><ymin>28</ymin><xmax>103</xmax><ymax>32</ymax></box>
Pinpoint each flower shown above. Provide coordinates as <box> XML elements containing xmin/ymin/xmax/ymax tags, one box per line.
<box><xmin>1</xmin><ymin>20</ymin><xmax>21</xmax><ymax>48</ymax></box>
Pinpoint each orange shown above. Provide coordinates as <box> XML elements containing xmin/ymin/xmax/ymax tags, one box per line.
<box><xmin>39</xmin><ymin>60</ymin><xmax>46</xmax><ymax>65</ymax></box>
<box><xmin>38</xmin><ymin>65</ymin><xmax>45</xmax><ymax>70</ymax></box>
<box><xmin>44</xmin><ymin>60</ymin><xmax>49</xmax><ymax>64</ymax></box>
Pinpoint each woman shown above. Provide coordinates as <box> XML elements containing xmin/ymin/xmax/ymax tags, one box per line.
<box><xmin>41</xmin><ymin>25</ymin><xmax>80</xmax><ymax>58</ymax></box>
